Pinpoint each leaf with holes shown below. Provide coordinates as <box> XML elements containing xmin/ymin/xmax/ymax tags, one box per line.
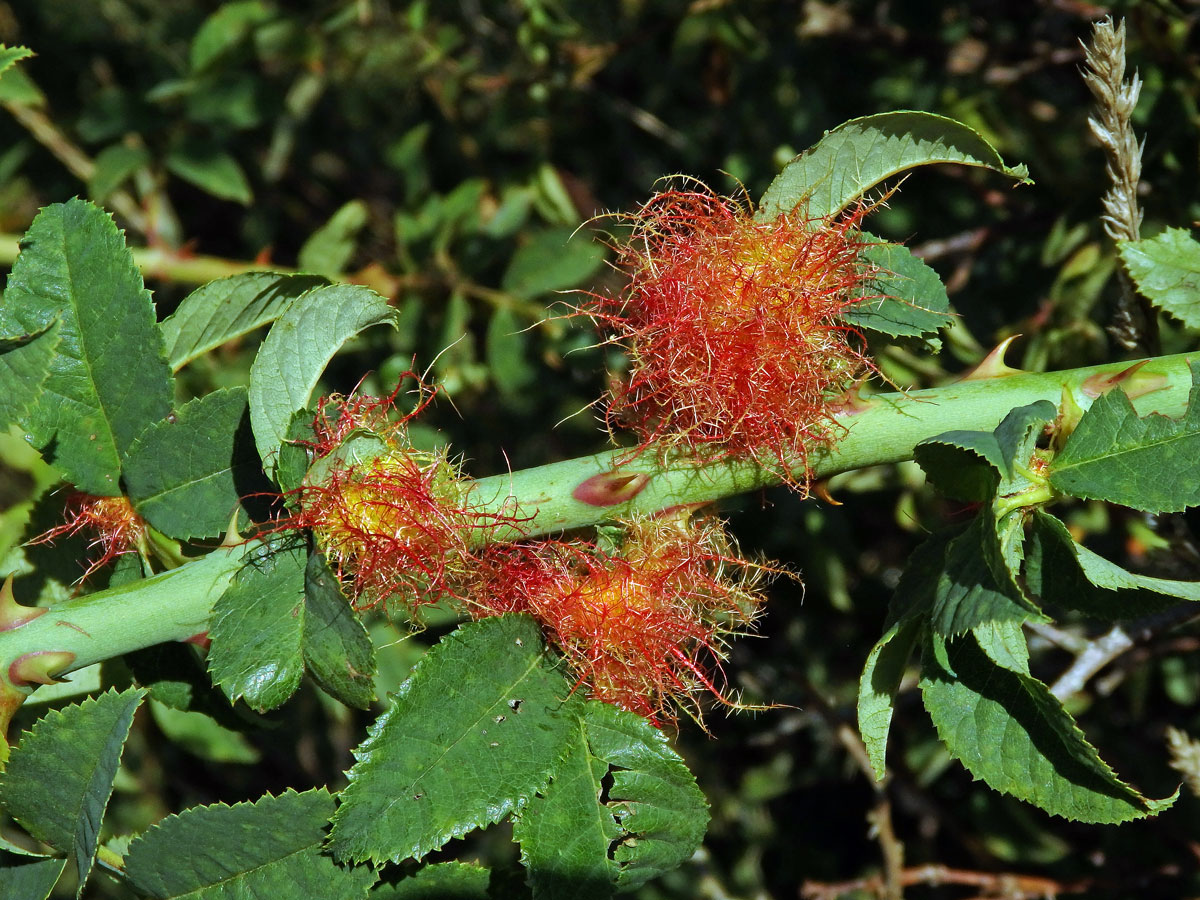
<box><xmin>329</xmin><ymin>615</ymin><xmax>582</xmax><ymax>864</ymax></box>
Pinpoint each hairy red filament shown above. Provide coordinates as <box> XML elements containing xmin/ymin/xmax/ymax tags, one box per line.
<box><xmin>590</xmin><ymin>185</ymin><xmax>877</xmax><ymax>488</ymax></box>
<box><xmin>29</xmin><ymin>493</ymin><xmax>146</xmax><ymax>580</ymax></box>
<box><xmin>275</xmin><ymin>385</ymin><xmax>524</xmax><ymax>616</ymax></box>
<box><xmin>472</xmin><ymin>515</ymin><xmax>773</xmax><ymax>726</ymax></box>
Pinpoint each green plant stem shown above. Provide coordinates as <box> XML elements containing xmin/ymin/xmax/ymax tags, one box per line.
<box><xmin>0</xmin><ymin>353</ymin><xmax>1194</xmax><ymax>686</ymax></box>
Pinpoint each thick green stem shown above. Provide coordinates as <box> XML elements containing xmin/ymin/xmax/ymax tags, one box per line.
<box><xmin>0</xmin><ymin>353</ymin><xmax>1193</xmax><ymax>684</ymax></box>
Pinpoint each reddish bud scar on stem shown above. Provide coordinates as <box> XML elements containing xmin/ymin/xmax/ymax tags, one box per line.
<box><xmin>572</xmin><ymin>471</ymin><xmax>651</xmax><ymax>507</ymax></box>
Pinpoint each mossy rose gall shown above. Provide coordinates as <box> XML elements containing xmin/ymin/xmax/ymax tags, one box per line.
<box><xmin>472</xmin><ymin>513</ymin><xmax>774</xmax><ymax>725</ymax></box>
<box><xmin>591</xmin><ymin>185</ymin><xmax>877</xmax><ymax>488</ymax></box>
<box><xmin>279</xmin><ymin>385</ymin><xmax>524</xmax><ymax>615</ymax></box>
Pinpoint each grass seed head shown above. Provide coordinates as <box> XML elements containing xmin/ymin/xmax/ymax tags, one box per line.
<box><xmin>473</xmin><ymin>514</ymin><xmax>774</xmax><ymax>727</ymax></box>
<box><xmin>593</xmin><ymin>184</ymin><xmax>876</xmax><ymax>488</ymax></box>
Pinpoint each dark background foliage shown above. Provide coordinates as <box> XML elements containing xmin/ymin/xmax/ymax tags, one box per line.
<box><xmin>3</xmin><ymin>1</ymin><xmax>1200</xmax><ymax>897</ymax></box>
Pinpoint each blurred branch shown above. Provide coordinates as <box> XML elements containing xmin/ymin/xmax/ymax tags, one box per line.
<box><xmin>803</xmin><ymin>678</ymin><xmax>903</xmax><ymax>900</ymax></box>
<box><xmin>1</xmin><ymin>100</ymin><xmax>149</xmax><ymax>237</ymax></box>
<box><xmin>802</xmin><ymin>864</ymin><xmax>1086</xmax><ymax>900</ymax></box>
<box><xmin>0</xmin><ymin>234</ymin><xmax>554</xmax><ymax>324</ymax></box>
<box><xmin>1049</xmin><ymin>605</ymin><xmax>1200</xmax><ymax>701</ymax></box>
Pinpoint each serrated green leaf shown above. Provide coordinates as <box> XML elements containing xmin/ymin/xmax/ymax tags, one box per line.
<box><xmin>166</xmin><ymin>143</ymin><xmax>252</xmax><ymax>205</ymax></box>
<box><xmin>0</xmin><ymin>852</ymin><xmax>67</xmax><ymax>900</ymax></box>
<box><xmin>0</xmin><ymin>46</ymin><xmax>33</xmax><ymax>79</ymax></box>
<box><xmin>303</xmin><ymin>551</ymin><xmax>376</xmax><ymax>710</ymax></box>
<box><xmin>1024</xmin><ymin>510</ymin><xmax>1199</xmax><ymax>618</ymax></box>
<box><xmin>857</xmin><ymin>616</ymin><xmax>921</xmax><ymax>781</ymax></box>
<box><xmin>329</xmin><ymin>615</ymin><xmax>582</xmax><ymax>864</ymax></box>
<box><xmin>885</xmin><ymin>530</ymin><xmax>953</xmax><ymax>626</ymax></box>
<box><xmin>914</xmin><ymin>432</ymin><xmax>1004</xmax><ymax>503</ymax></box>
<box><xmin>298</xmin><ymin>200</ymin><xmax>368</xmax><ymax>277</ymax></box>
<box><xmin>501</xmin><ymin>227</ymin><xmax>606</xmax><ymax>300</ymax></box>
<box><xmin>0</xmin><ymin>319</ymin><xmax>60</xmax><ymax>432</ymax></box>
<box><xmin>757</xmin><ymin>111</ymin><xmax>1031</xmax><ymax>221</ymax></box>
<box><xmin>0</xmin><ymin>199</ymin><xmax>173</xmax><ymax>494</ymax></box>
<box><xmin>844</xmin><ymin>237</ymin><xmax>951</xmax><ymax>339</ymax></box>
<box><xmin>124</xmin><ymin>387</ymin><xmax>258</xmax><ymax>540</ymax></box>
<box><xmin>207</xmin><ymin>540</ymin><xmax>307</xmax><ymax>712</ymax></box>
<box><xmin>125</xmin><ymin>789</ymin><xmax>376</xmax><ymax>900</ymax></box>
<box><xmin>248</xmin><ymin>284</ymin><xmax>399</xmax><ymax>474</ymax></box>
<box><xmin>582</xmin><ymin>702</ymin><xmax>708</xmax><ymax>891</ymax></box>
<box><xmin>0</xmin><ymin>687</ymin><xmax>145</xmax><ymax>891</ymax></box>
<box><xmin>930</xmin><ymin>515</ymin><xmax>1043</xmax><ymax>636</ymax></box>
<box><xmin>1119</xmin><ymin>227</ymin><xmax>1200</xmax><ymax>327</ymax></box>
<box><xmin>972</xmin><ymin>619</ymin><xmax>1029</xmax><ymax>675</ymax></box>
<box><xmin>514</xmin><ymin>716</ymin><xmax>619</xmax><ymax>900</ymax></box>
<box><xmin>276</xmin><ymin>406</ymin><xmax>318</xmax><ymax>497</ymax></box>
<box><xmin>920</xmin><ymin>631</ymin><xmax>1174</xmax><ymax>823</ymax></box>
<box><xmin>916</xmin><ymin>401</ymin><xmax>1055</xmax><ymax>503</ymax></box>
<box><xmin>160</xmin><ymin>272</ymin><xmax>328</xmax><ymax>371</ymax></box>
<box><xmin>1049</xmin><ymin>364</ymin><xmax>1200</xmax><ymax>513</ymax></box>
<box><xmin>372</xmin><ymin>862</ymin><xmax>491</xmax><ymax>899</ymax></box>
<box><xmin>0</xmin><ymin>59</ymin><xmax>43</xmax><ymax>106</ymax></box>
<box><xmin>87</xmin><ymin>144</ymin><xmax>150</xmax><ymax>204</ymax></box>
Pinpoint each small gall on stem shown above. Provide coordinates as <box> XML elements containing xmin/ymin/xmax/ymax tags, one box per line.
<box><xmin>588</xmin><ymin>183</ymin><xmax>878</xmax><ymax>490</ymax></box>
<box><xmin>275</xmin><ymin>382</ymin><xmax>527</xmax><ymax>617</ymax></box>
<box><xmin>27</xmin><ymin>493</ymin><xmax>148</xmax><ymax>581</ymax></box>
<box><xmin>471</xmin><ymin>513</ymin><xmax>780</xmax><ymax>727</ymax></box>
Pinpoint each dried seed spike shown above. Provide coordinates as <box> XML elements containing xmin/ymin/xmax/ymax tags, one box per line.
<box><xmin>0</xmin><ymin>576</ymin><xmax>46</xmax><ymax>632</ymax></box>
<box><xmin>8</xmin><ymin>650</ymin><xmax>77</xmax><ymax>687</ymax></box>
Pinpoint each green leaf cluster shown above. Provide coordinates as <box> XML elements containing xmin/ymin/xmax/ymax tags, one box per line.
<box><xmin>859</xmin><ymin>373</ymin><xmax>1200</xmax><ymax>822</ymax></box>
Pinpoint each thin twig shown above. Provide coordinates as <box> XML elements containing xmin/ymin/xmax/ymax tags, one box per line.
<box><xmin>2</xmin><ymin>100</ymin><xmax>149</xmax><ymax>236</ymax></box>
<box><xmin>803</xmin><ymin>680</ymin><xmax>904</xmax><ymax>900</ymax></box>
<box><xmin>1049</xmin><ymin>605</ymin><xmax>1200</xmax><ymax>701</ymax></box>
<box><xmin>802</xmin><ymin>864</ymin><xmax>1087</xmax><ymax>900</ymax></box>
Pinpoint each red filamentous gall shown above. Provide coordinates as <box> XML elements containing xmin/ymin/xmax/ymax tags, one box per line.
<box><xmin>591</xmin><ymin>185</ymin><xmax>876</xmax><ymax>488</ymax></box>
<box><xmin>471</xmin><ymin>514</ymin><xmax>775</xmax><ymax>726</ymax></box>
<box><xmin>278</xmin><ymin>386</ymin><xmax>524</xmax><ymax>617</ymax></box>
<box><xmin>29</xmin><ymin>493</ymin><xmax>147</xmax><ymax>580</ymax></box>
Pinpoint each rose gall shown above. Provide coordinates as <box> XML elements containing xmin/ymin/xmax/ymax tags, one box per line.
<box><xmin>590</xmin><ymin>185</ymin><xmax>878</xmax><ymax>489</ymax></box>
<box><xmin>29</xmin><ymin>493</ymin><xmax>147</xmax><ymax>581</ymax></box>
<box><xmin>277</xmin><ymin>383</ymin><xmax>525</xmax><ymax>617</ymax></box>
<box><xmin>471</xmin><ymin>514</ymin><xmax>776</xmax><ymax>727</ymax></box>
